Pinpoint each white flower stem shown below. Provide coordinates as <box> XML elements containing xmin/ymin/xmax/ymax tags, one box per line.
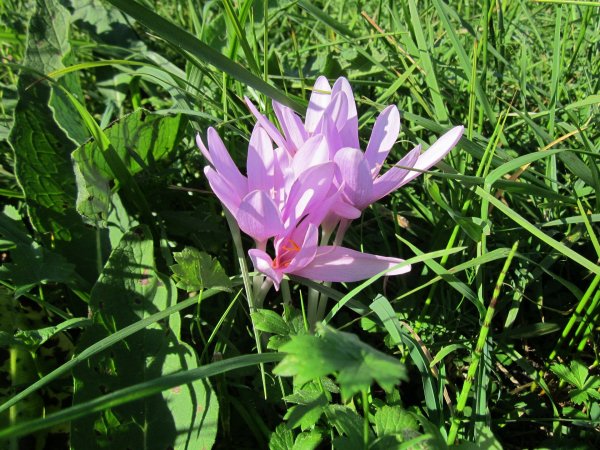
<box><xmin>224</xmin><ymin>211</ymin><xmax>268</xmax><ymax>398</ymax></box>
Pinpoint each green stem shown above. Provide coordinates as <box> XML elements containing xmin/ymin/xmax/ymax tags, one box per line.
<box><xmin>548</xmin><ymin>274</ymin><xmax>600</xmax><ymax>362</ymax></box>
<box><xmin>447</xmin><ymin>241</ymin><xmax>518</xmax><ymax>445</ymax></box>
<box><xmin>224</xmin><ymin>211</ymin><xmax>267</xmax><ymax>398</ymax></box>
<box><xmin>361</xmin><ymin>389</ymin><xmax>370</xmax><ymax>449</ymax></box>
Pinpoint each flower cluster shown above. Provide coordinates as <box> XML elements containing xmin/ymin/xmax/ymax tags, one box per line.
<box><xmin>197</xmin><ymin>77</ymin><xmax>463</xmax><ymax>290</ymax></box>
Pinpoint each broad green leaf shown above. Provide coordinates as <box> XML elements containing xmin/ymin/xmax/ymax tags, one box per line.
<box><xmin>72</xmin><ymin>109</ymin><xmax>183</xmax><ymax>224</ymax></box>
<box><xmin>269</xmin><ymin>423</ymin><xmax>294</xmax><ymax>450</ymax></box>
<box><xmin>8</xmin><ymin>0</ymin><xmax>97</xmax><ymax>280</ymax></box>
<box><xmin>0</xmin><ymin>211</ymin><xmax>77</xmax><ymax>295</ymax></box>
<box><xmin>252</xmin><ymin>309</ymin><xmax>291</xmax><ymax>336</ymax></box>
<box><xmin>283</xmin><ymin>390</ymin><xmax>327</xmax><ymax>430</ymax></box>
<box><xmin>373</xmin><ymin>405</ymin><xmax>419</xmax><ymax>438</ymax></box>
<box><xmin>9</xmin><ymin>0</ymin><xmax>77</xmax><ymax>240</ymax></box>
<box><xmin>293</xmin><ymin>430</ymin><xmax>323</xmax><ymax>450</ymax></box>
<box><xmin>324</xmin><ymin>405</ymin><xmax>365</xmax><ymax>450</ymax></box>
<box><xmin>72</xmin><ymin>226</ymin><xmax>218</xmax><ymax>450</ymax></box>
<box><xmin>170</xmin><ymin>246</ymin><xmax>232</xmax><ymax>292</ymax></box>
<box><xmin>275</xmin><ymin>324</ymin><xmax>407</xmax><ymax>400</ymax></box>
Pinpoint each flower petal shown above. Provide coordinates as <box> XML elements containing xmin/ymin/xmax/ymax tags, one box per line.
<box><xmin>247</xmin><ymin>125</ymin><xmax>275</xmax><ymax>192</ymax></box>
<box><xmin>236</xmin><ymin>190</ymin><xmax>284</xmax><ymax>243</ymax></box>
<box><xmin>204</xmin><ymin>166</ymin><xmax>242</xmax><ymax>215</ymax></box>
<box><xmin>364</xmin><ymin>105</ymin><xmax>401</xmax><ymax>176</ymax></box>
<box><xmin>292</xmin><ymin>134</ymin><xmax>330</xmax><ymax>176</ymax></box>
<box><xmin>245</xmin><ymin>97</ymin><xmax>289</xmax><ymax>151</ymax></box>
<box><xmin>334</xmin><ymin>147</ymin><xmax>373</xmax><ymax>209</ymax></box>
<box><xmin>305</xmin><ymin>76</ymin><xmax>332</xmax><ymax>133</ymax></box>
<box><xmin>207</xmin><ymin>128</ymin><xmax>247</xmax><ymax>197</ymax></box>
<box><xmin>371</xmin><ymin>146</ymin><xmax>421</xmax><ymax>202</ymax></box>
<box><xmin>331</xmin><ymin>77</ymin><xmax>359</xmax><ymax>149</ymax></box>
<box><xmin>403</xmin><ymin>125</ymin><xmax>464</xmax><ymax>184</ymax></box>
<box><xmin>284</xmin><ymin>222</ymin><xmax>319</xmax><ymax>272</ymax></box>
<box><xmin>293</xmin><ymin>246</ymin><xmax>411</xmax><ymax>282</ymax></box>
<box><xmin>282</xmin><ymin>162</ymin><xmax>335</xmax><ymax>229</ymax></box>
<box><xmin>249</xmin><ymin>249</ymin><xmax>283</xmax><ymax>290</ymax></box>
<box><xmin>273</xmin><ymin>101</ymin><xmax>308</xmax><ymax>152</ymax></box>
<box><xmin>196</xmin><ymin>133</ymin><xmax>213</xmax><ymax>165</ymax></box>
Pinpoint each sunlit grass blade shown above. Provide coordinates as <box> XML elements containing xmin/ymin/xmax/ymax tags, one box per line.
<box><xmin>103</xmin><ymin>0</ymin><xmax>301</xmax><ymax>111</ymax></box>
<box><xmin>0</xmin><ymin>353</ymin><xmax>282</xmax><ymax>440</ymax></box>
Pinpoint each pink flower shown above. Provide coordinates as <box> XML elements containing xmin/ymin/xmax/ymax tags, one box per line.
<box><xmin>246</xmin><ymin>77</ymin><xmax>464</xmax><ymax>224</ymax></box>
<box><xmin>199</xmin><ymin>76</ymin><xmax>463</xmax><ymax>290</ymax></box>
<box><xmin>248</xmin><ymin>220</ymin><xmax>409</xmax><ymax>290</ymax></box>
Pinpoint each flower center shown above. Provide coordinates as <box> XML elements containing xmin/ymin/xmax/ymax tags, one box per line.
<box><xmin>272</xmin><ymin>239</ymin><xmax>301</xmax><ymax>269</ymax></box>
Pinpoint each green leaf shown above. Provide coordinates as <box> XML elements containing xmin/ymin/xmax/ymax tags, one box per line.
<box><xmin>72</xmin><ymin>109</ymin><xmax>183</xmax><ymax>224</ymax></box>
<box><xmin>9</xmin><ymin>0</ymin><xmax>80</xmax><ymax>240</ymax></box>
<box><xmin>104</xmin><ymin>0</ymin><xmax>302</xmax><ymax>112</ymax></box>
<box><xmin>324</xmin><ymin>405</ymin><xmax>365</xmax><ymax>449</ymax></box>
<box><xmin>252</xmin><ymin>309</ymin><xmax>291</xmax><ymax>336</ymax></box>
<box><xmin>170</xmin><ymin>246</ymin><xmax>232</xmax><ymax>292</ymax></box>
<box><xmin>551</xmin><ymin>361</ymin><xmax>587</xmax><ymax>389</ymax></box>
<box><xmin>71</xmin><ymin>226</ymin><xmax>219</xmax><ymax>450</ymax></box>
<box><xmin>373</xmin><ymin>405</ymin><xmax>419</xmax><ymax>438</ymax></box>
<box><xmin>1</xmin><ymin>317</ymin><xmax>90</xmax><ymax>351</ymax></box>
<box><xmin>269</xmin><ymin>423</ymin><xmax>294</xmax><ymax>450</ymax></box>
<box><xmin>0</xmin><ymin>211</ymin><xmax>77</xmax><ymax>295</ymax></box>
<box><xmin>293</xmin><ymin>430</ymin><xmax>323</xmax><ymax>450</ymax></box>
<box><xmin>283</xmin><ymin>390</ymin><xmax>328</xmax><ymax>430</ymax></box>
<box><xmin>275</xmin><ymin>324</ymin><xmax>407</xmax><ymax>400</ymax></box>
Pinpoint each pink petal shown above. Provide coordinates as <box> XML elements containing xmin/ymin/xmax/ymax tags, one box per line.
<box><xmin>331</xmin><ymin>77</ymin><xmax>359</xmax><ymax>149</ymax></box>
<box><xmin>323</xmin><ymin>91</ymin><xmax>348</xmax><ymax>133</ymax></box>
<box><xmin>333</xmin><ymin>147</ymin><xmax>373</xmax><ymax>209</ymax></box>
<box><xmin>305</xmin><ymin>76</ymin><xmax>332</xmax><ymax>133</ymax></box>
<box><xmin>273</xmin><ymin>101</ymin><xmax>308</xmax><ymax>152</ymax></box>
<box><xmin>196</xmin><ymin>133</ymin><xmax>213</xmax><ymax>165</ymax></box>
<box><xmin>249</xmin><ymin>249</ymin><xmax>283</xmax><ymax>290</ymax></box>
<box><xmin>403</xmin><ymin>125</ymin><xmax>464</xmax><ymax>184</ymax></box>
<box><xmin>320</xmin><ymin>115</ymin><xmax>343</xmax><ymax>157</ymax></box>
<box><xmin>371</xmin><ymin>146</ymin><xmax>421</xmax><ymax>201</ymax></box>
<box><xmin>207</xmin><ymin>128</ymin><xmax>247</xmax><ymax>197</ymax></box>
<box><xmin>247</xmin><ymin>125</ymin><xmax>275</xmax><ymax>192</ymax></box>
<box><xmin>245</xmin><ymin>97</ymin><xmax>289</xmax><ymax>151</ymax></box>
<box><xmin>282</xmin><ymin>162</ymin><xmax>335</xmax><ymax>229</ymax></box>
<box><xmin>204</xmin><ymin>166</ymin><xmax>242</xmax><ymax>215</ymax></box>
<box><xmin>283</xmin><ymin>222</ymin><xmax>319</xmax><ymax>272</ymax></box>
<box><xmin>292</xmin><ymin>134</ymin><xmax>330</xmax><ymax>176</ymax></box>
<box><xmin>236</xmin><ymin>190</ymin><xmax>284</xmax><ymax>243</ymax></box>
<box><xmin>365</xmin><ymin>105</ymin><xmax>401</xmax><ymax>176</ymax></box>
<box><xmin>293</xmin><ymin>246</ymin><xmax>411</xmax><ymax>282</ymax></box>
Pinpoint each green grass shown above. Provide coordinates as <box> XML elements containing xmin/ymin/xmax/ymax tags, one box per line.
<box><xmin>0</xmin><ymin>0</ymin><xmax>599</xmax><ymax>448</ymax></box>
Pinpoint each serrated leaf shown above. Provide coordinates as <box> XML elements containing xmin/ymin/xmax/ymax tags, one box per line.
<box><xmin>275</xmin><ymin>324</ymin><xmax>407</xmax><ymax>400</ymax></box>
<box><xmin>252</xmin><ymin>309</ymin><xmax>290</xmax><ymax>335</ymax></box>
<box><xmin>551</xmin><ymin>360</ymin><xmax>588</xmax><ymax>389</ymax></box>
<box><xmin>72</xmin><ymin>109</ymin><xmax>183</xmax><ymax>224</ymax></box>
<box><xmin>324</xmin><ymin>405</ymin><xmax>363</xmax><ymax>442</ymax></box>
<box><xmin>373</xmin><ymin>405</ymin><xmax>419</xmax><ymax>438</ymax></box>
<box><xmin>283</xmin><ymin>391</ymin><xmax>327</xmax><ymax>430</ymax></box>
<box><xmin>170</xmin><ymin>246</ymin><xmax>231</xmax><ymax>292</ymax></box>
<box><xmin>72</xmin><ymin>226</ymin><xmax>219</xmax><ymax>450</ymax></box>
<box><xmin>293</xmin><ymin>430</ymin><xmax>323</xmax><ymax>450</ymax></box>
<box><xmin>269</xmin><ymin>423</ymin><xmax>294</xmax><ymax>450</ymax></box>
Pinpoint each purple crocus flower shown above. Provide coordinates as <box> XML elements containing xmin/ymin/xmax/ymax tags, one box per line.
<box><xmin>197</xmin><ymin>125</ymin><xmax>339</xmax><ymax>246</ymax></box>
<box><xmin>246</xmin><ymin>77</ymin><xmax>464</xmax><ymax>232</ymax></box>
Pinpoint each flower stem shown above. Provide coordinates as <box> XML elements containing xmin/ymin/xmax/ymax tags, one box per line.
<box><xmin>224</xmin><ymin>211</ymin><xmax>268</xmax><ymax>398</ymax></box>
